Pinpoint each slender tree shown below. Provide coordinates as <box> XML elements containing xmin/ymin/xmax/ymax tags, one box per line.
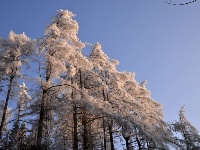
<box><xmin>0</xmin><ymin>31</ymin><xmax>33</xmax><ymax>139</ymax></box>
<box><xmin>36</xmin><ymin>9</ymin><xmax>85</xmax><ymax>147</ymax></box>
<box><xmin>171</xmin><ymin>106</ymin><xmax>200</xmax><ymax>150</ymax></box>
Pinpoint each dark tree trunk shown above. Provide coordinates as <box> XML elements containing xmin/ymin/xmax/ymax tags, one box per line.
<box><xmin>17</xmin><ymin>104</ymin><xmax>21</xmax><ymax>126</ymax></box>
<box><xmin>136</xmin><ymin>135</ymin><xmax>142</xmax><ymax>150</ymax></box>
<box><xmin>79</xmin><ymin>69</ymin><xmax>88</xmax><ymax>150</ymax></box>
<box><xmin>73</xmin><ymin>104</ymin><xmax>78</xmax><ymax>150</ymax></box>
<box><xmin>124</xmin><ymin>136</ymin><xmax>131</xmax><ymax>150</ymax></box>
<box><xmin>82</xmin><ymin>113</ymin><xmax>88</xmax><ymax>150</ymax></box>
<box><xmin>79</xmin><ymin>69</ymin><xmax>83</xmax><ymax>89</ymax></box>
<box><xmin>0</xmin><ymin>75</ymin><xmax>14</xmax><ymax>139</ymax></box>
<box><xmin>102</xmin><ymin>88</ymin><xmax>107</xmax><ymax>101</ymax></box>
<box><xmin>103</xmin><ymin>117</ymin><xmax>107</xmax><ymax>150</ymax></box>
<box><xmin>102</xmin><ymin>82</ymin><xmax>107</xmax><ymax>150</ymax></box>
<box><xmin>37</xmin><ymin>65</ymin><xmax>51</xmax><ymax>147</ymax></box>
<box><xmin>146</xmin><ymin>141</ymin><xmax>149</xmax><ymax>150</ymax></box>
<box><xmin>70</xmin><ymin>77</ymin><xmax>79</xmax><ymax>150</ymax></box>
<box><xmin>88</xmin><ymin>123</ymin><xmax>94</xmax><ymax>150</ymax></box>
<box><xmin>108</xmin><ymin>120</ymin><xmax>114</xmax><ymax>150</ymax></box>
<box><xmin>37</xmin><ymin>89</ymin><xmax>47</xmax><ymax>147</ymax></box>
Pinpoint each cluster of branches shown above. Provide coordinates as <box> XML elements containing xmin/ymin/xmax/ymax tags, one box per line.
<box><xmin>0</xmin><ymin>10</ymin><xmax>200</xmax><ymax>150</ymax></box>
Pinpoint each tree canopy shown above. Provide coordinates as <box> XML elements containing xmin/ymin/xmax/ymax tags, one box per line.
<box><xmin>0</xmin><ymin>9</ymin><xmax>199</xmax><ymax>150</ymax></box>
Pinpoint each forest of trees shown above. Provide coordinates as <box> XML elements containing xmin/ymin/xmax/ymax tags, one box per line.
<box><xmin>0</xmin><ymin>10</ymin><xmax>200</xmax><ymax>150</ymax></box>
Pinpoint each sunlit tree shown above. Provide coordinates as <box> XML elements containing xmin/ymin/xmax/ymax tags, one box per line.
<box><xmin>0</xmin><ymin>31</ymin><xmax>33</xmax><ymax>139</ymax></box>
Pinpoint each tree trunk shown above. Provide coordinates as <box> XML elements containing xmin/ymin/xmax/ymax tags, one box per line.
<box><xmin>108</xmin><ymin>120</ymin><xmax>114</xmax><ymax>150</ymax></box>
<box><xmin>136</xmin><ymin>135</ymin><xmax>142</xmax><ymax>150</ymax></box>
<box><xmin>37</xmin><ymin>89</ymin><xmax>47</xmax><ymax>147</ymax></box>
<box><xmin>82</xmin><ymin>113</ymin><xmax>88</xmax><ymax>150</ymax></box>
<box><xmin>79</xmin><ymin>69</ymin><xmax>89</xmax><ymax>150</ymax></box>
<box><xmin>73</xmin><ymin>104</ymin><xmax>78</xmax><ymax>150</ymax></box>
<box><xmin>180</xmin><ymin>116</ymin><xmax>190</xmax><ymax>150</ymax></box>
<box><xmin>17</xmin><ymin>104</ymin><xmax>21</xmax><ymax>126</ymax></box>
<box><xmin>0</xmin><ymin>75</ymin><xmax>14</xmax><ymax>139</ymax></box>
<box><xmin>37</xmin><ymin>65</ymin><xmax>51</xmax><ymax>147</ymax></box>
<box><xmin>102</xmin><ymin>88</ymin><xmax>107</xmax><ymax>101</ymax></box>
<box><xmin>88</xmin><ymin>123</ymin><xmax>94</xmax><ymax>150</ymax></box>
<box><xmin>146</xmin><ymin>140</ymin><xmax>150</xmax><ymax>150</ymax></box>
<box><xmin>103</xmin><ymin>117</ymin><xmax>107</xmax><ymax>150</ymax></box>
<box><xmin>79</xmin><ymin>69</ymin><xmax>83</xmax><ymax>89</ymax></box>
<box><xmin>124</xmin><ymin>136</ymin><xmax>130</xmax><ymax>150</ymax></box>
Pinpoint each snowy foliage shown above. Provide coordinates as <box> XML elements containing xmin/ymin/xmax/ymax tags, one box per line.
<box><xmin>18</xmin><ymin>82</ymin><xmax>31</xmax><ymax>108</ymax></box>
<box><xmin>0</xmin><ymin>31</ymin><xmax>33</xmax><ymax>76</ymax></box>
<box><xmin>0</xmin><ymin>9</ymin><xmax>199</xmax><ymax>150</ymax></box>
<box><xmin>170</xmin><ymin>106</ymin><xmax>200</xmax><ymax>149</ymax></box>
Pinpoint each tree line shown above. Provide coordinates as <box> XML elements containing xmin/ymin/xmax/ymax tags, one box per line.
<box><xmin>0</xmin><ymin>10</ymin><xmax>200</xmax><ymax>150</ymax></box>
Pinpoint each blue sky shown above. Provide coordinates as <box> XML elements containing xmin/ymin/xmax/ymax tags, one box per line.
<box><xmin>0</xmin><ymin>0</ymin><xmax>200</xmax><ymax>130</ymax></box>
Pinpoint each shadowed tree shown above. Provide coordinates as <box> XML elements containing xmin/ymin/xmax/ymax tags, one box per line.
<box><xmin>171</xmin><ymin>106</ymin><xmax>200</xmax><ymax>150</ymax></box>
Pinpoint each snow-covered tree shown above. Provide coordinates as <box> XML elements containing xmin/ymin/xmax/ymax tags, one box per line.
<box><xmin>1</xmin><ymin>9</ymin><xmax>198</xmax><ymax>150</ymax></box>
<box><xmin>0</xmin><ymin>31</ymin><xmax>33</xmax><ymax>139</ymax></box>
<box><xmin>15</xmin><ymin>82</ymin><xmax>31</xmax><ymax>125</ymax></box>
<box><xmin>8</xmin><ymin>121</ymin><xmax>27</xmax><ymax>150</ymax></box>
<box><xmin>35</xmin><ymin>9</ymin><xmax>87</xmax><ymax>148</ymax></box>
<box><xmin>171</xmin><ymin>106</ymin><xmax>200</xmax><ymax>149</ymax></box>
